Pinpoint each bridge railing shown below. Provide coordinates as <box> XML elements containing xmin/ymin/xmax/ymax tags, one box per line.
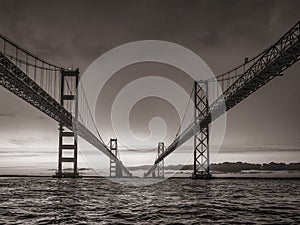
<box><xmin>211</xmin><ymin>19</ymin><xmax>300</xmax><ymax>113</ymax></box>
<box><xmin>207</xmin><ymin>20</ymin><xmax>300</xmax><ymax>98</ymax></box>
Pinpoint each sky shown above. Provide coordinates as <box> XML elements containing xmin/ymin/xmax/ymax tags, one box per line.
<box><xmin>0</xmin><ymin>0</ymin><xmax>300</xmax><ymax>174</ymax></box>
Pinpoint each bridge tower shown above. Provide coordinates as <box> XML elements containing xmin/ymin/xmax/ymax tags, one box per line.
<box><xmin>156</xmin><ymin>142</ymin><xmax>165</xmax><ymax>178</ymax></box>
<box><xmin>55</xmin><ymin>69</ymin><xmax>80</xmax><ymax>178</ymax></box>
<box><xmin>109</xmin><ymin>138</ymin><xmax>122</xmax><ymax>177</ymax></box>
<box><xmin>193</xmin><ymin>81</ymin><xmax>211</xmax><ymax>179</ymax></box>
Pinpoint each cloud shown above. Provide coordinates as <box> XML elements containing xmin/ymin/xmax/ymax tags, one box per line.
<box><xmin>8</xmin><ymin>137</ymin><xmax>44</xmax><ymax>146</ymax></box>
<box><xmin>0</xmin><ymin>113</ymin><xmax>15</xmax><ymax>118</ymax></box>
<box><xmin>0</xmin><ymin>0</ymin><xmax>299</xmax><ymax>155</ymax></box>
<box><xmin>8</xmin><ymin>136</ymin><xmax>54</xmax><ymax>148</ymax></box>
<box><xmin>0</xmin><ymin>148</ymin><xmax>55</xmax><ymax>154</ymax></box>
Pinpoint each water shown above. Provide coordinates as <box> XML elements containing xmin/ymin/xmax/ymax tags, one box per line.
<box><xmin>0</xmin><ymin>178</ymin><xmax>299</xmax><ymax>224</ymax></box>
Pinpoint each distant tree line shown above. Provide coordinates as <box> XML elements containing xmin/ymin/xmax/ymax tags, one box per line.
<box><xmin>128</xmin><ymin>162</ymin><xmax>300</xmax><ymax>172</ymax></box>
<box><xmin>168</xmin><ymin>162</ymin><xmax>300</xmax><ymax>172</ymax></box>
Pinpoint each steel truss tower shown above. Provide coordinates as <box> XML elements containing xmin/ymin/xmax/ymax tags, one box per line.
<box><xmin>193</xmin><ymin>81</ymin><xmax>211</xmax><ymax>179</ymax></box>
<box><xmin>109</xmin><ymin>138</ymin><xmax>122</xmax><ymax>177</ymax></box>
<box><xmin>55</xmin><ymin>69</ymin><xmax>80</xmax><ymax>178</ymax></box>
<box><xmin>156</xmin><ymin>142</ymin><xmax>165</xmax><ymax>178</ymax></box>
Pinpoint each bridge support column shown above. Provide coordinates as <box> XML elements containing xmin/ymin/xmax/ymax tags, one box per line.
<box><xmin>154</xmin><ymin>142</ymin><xmax>165</xmax><ymax>178</ymax></box>
<box><xmin>55</xmin><ymin>69</ymin><xmax>80</xmax><ymax>178</ymax></box>
<box><xmin>192</xmin><ymin>81</ymin><xmax>211</xmax><ymax>179</ymax></box>
<box><xmin>110</xmin><ymin>138</ymin><xmax>122</xmax><ymax>178</ymax></box>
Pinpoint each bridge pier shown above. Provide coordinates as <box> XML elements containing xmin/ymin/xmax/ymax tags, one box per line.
<box><xmin>109</xmin><ymin>138</ymin><xmax>123</xmax><ymax>178</ymax></box>
<box><xmin>193</xmin><ymin>81</ymin><xmax>211</xmax><ymax>179</ymax></box>
<box><xmin>54</xmin><ymin>69</ymin><xmax>80</xmax><ymax>178</ymax></box>
<box><xmin>153</xmin><ymin>142</ymin><xmax>165</xmax><ymax>178</ymax></box>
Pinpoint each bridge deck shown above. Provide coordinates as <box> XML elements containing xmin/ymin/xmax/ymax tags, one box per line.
<box><xmin>144</xmin><ymin>20</ymin><xmax>300</xmax><ymax>177</ymax></box>
<box><xmin>0</xmin><ymin>52</ymin><xmax>132</xmax><ymax>177</ymax></box>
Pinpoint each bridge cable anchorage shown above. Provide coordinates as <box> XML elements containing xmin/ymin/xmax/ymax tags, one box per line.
<box><xmin>0</xmin><ymin>33</ymin><xmax>133</xmax><ymax>178</ymax></box>
<box><xmin>144</xmin><ymin>19</ymin><xmax>300</xmax><ymax>179</ymax></box>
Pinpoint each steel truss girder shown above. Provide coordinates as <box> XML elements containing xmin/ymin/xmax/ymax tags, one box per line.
<box><xmin>144</xmin><ymin>20</ymin><xmax>300</xmax><ymax>177</ymax></box>
<box><xmin>0</xmin><ymin>52</ymin><xmax>132</xmax><ymax>177</ymax></box>
<box><xmin>0</xmin><ymin>52</ymin><xmax>71</xmax><ymax>124</ymax></box>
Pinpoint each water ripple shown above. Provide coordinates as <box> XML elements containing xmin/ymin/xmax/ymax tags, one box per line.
<box><xmin>0</xmin><ymin>178</ymin><xmax>299</xmax><ymax>224</ymax></box>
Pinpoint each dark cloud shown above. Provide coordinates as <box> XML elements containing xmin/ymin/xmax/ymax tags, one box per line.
<box><xmin>0</xmin><ymin>0</ymin><xmax>299</xmax><ymax>155</ymax></box>
<box><xmin>1</xmin><ymin>0</ymin><xmax>299</xmax><ymax>71</ymax></box>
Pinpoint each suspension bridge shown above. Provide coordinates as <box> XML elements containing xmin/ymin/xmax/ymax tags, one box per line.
<box><xmin>0</xmin><ymin>34</ymin><xmax>132</xmax><ymax>178</ymax></box>
<box><xmin>0</xmin><ymin>20</ymin><xmax>299</xmax><ymax>179</ymax></box>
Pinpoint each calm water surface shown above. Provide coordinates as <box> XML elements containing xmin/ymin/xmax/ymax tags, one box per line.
<box><xmin>0</xmin><ymin>178</ymin><xmax>299</xmax><ymax>224</ymax></box>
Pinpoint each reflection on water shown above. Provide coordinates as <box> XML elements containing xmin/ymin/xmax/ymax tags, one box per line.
<box><xmin>0</xmin><ymin>178</ymin><xmax>299</xmax><ymax>224</ymax></box>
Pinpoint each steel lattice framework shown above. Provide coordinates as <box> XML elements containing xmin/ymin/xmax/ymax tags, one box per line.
<box><xmin>109</xmin><ymin>138</ymin><xmax>123</xmax><ymax>177</ymax></box>
<box><xmin>144</xmin><ymin>20</ymin><xmax>300</xmax><ymax>178</ymax></box>
<box><xmin>156</xmin><ymin>142</ymin><xmax>165</xmax><ymax>178</ymax></box>
<box><xmin>0</xmin><ymin>20</ymin><xmax>299</xmax><ymax>179</ymax></box>
<box><xmin>193</xmin><ymin>81</ymin><xmax>211</xmax><ymax>179</ymax></box>
<box><xmin>55</xmin><ymin>69</ymin><xmax>80</xmax><ymax>177</ymax></box>
<box><xmin>0</xmin><ymin>49</ymin><xmax>132</xmax><ymax>177</ymax></box>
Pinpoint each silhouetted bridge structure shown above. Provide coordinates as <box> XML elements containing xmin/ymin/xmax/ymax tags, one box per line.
<box><xmin>0</xmin><ymin>20</ymin><xmax>299</xmax><ymax>179</ymax></box>
<box><xmin>0</xmin><ymin>34</ymin><xmax>131</xmax><ymax>178</ymax></box>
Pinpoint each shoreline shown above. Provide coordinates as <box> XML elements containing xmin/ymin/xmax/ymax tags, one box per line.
<box><xmin>0</xmin><ymin>175</ymin><xmax>299</xmax><ymax>180</ymax></box>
